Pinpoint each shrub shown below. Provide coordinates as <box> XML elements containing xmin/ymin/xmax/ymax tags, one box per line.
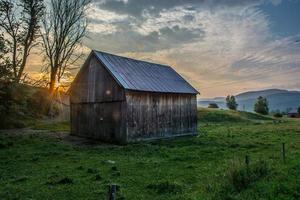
<box><xmin>208</xmin><ymin>103</ymin><xmax>219</xmax><ymax>108</ymax></box>
<box><xmin>87</xmin><ymin>168</ymin><xmax>98</xmax><ymax>174</ymax></box>
<box><xmin>27</xmin><ymin>90</ymin><xmax>59</xmax><ymax>117</ymax></box>
<box><xmin>95</xmin><ymin>174</ymin><xmax>102</xmax><ymax>181</ymax></box>
<box><xmin>273</xmin><ymin>113</ymin><xmax>283</xmax><ymax>118</ymax></box>
<box><xmin>0</xmin><ymin>83</ymin><xmax>27</xmax><ymax>128</ymax></box>
<box><xmin>111</xmin><ymin>166</ymin><xmax>118</xmax><ymax>171</ymax></box>
<box><xmin>223</xmin><ymin>159</ymin><xmax>271</xmax><ymax>193</ymax></box>
<box><xmin>0</xmin><ymin>141</ymin><xmax>14</xmax><ymax>149</ymax></box>
<box><xmin>146</xmin><ymin>181</ymin><xmax>183</xmax><ymax>194</ymax></box>
<box><xmin>27</xmin><ymin>90</ymin><xmax>50</xmax><ymax>116</ymax></box>
<box><xmin>46</xmin><ymin>176</ymin><xmax>73</xmax><ymax>185</ymax></box>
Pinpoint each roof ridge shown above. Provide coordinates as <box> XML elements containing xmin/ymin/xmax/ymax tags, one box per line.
<box><xmin>93</xmin><ymin>49</ymin><xmax>172</xmax><ymax>69</ymax></box>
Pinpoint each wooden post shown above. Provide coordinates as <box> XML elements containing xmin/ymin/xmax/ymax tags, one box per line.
<box><xmin>282</xmin><ymin>143</ymin><xmax>286</xmax><ymax>163</ymax></box>
<box><xmin>245</xmin><ymin>155</ymin><xmax>250</xmax><ymax>172</ymax></box>
<box><xmin>108</xmin><ymin>184</ymin><xmax>117</xmax><ymax>200</ymax></box>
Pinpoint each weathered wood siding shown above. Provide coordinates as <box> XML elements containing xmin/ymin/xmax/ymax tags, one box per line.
<box><xmin>70</xmin><ymin>55</ymin><xmax>125</xmax><ymax>103</ymax></box>
<box><xmin>70</xmin><ymin>102</ymin><xmax>126</xmax><ymax>143</ymax></box>
<box><xmin>70</xmin><ymin>55</ymin><xmax>126</xmax><ymax>143</ymax></box>
<box><xmin>125</xmin><ymin>91</ymin><xmax>197</xmax><ymax>142</ymax></box>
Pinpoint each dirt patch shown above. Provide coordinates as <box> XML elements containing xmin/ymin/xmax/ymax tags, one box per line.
<box><xmin>62</xmin><ymin>134</ymin><xmax>115</xmax><ymax>147</ymax></box>
<box><xmin>0</xmin><ymin>128</ymin><xmax>48</xmax><ymax>136</ymax></box>
<box><xmin>0</xmin><ymin>128</ymin><xmax>118</xmax><ymax>147</ymax></box>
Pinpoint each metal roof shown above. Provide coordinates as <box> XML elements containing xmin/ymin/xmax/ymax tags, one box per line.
<box><xmin>288</xmin><ymin>109</ymin><xmax>299</xmax><ymax>114</ymax></box>
<box><xmin>93</xmin><ymin>50</ymin><xmax>199</xmax><ymax>94</ymax></box>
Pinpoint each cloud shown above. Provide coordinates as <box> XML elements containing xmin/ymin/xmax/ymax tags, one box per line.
<box><xmin>87</xmin><ymin>4</ymin><xmax>129</xmax><ymax>34</ymax></box>
<box><xmin>85</xmin><ymin>5</ymin><xmax>204</xmax><ymax>52</ymax></box>
<box><xmin>232</xmin><ymin>35</ymin><xmax>300</xmax><ymax>72</ymax></box>
<box><xmin>135</xmin><ymin>6</ymin><xmax>202</xmax><ymax>35</ymax></box>
<box><xmin>269</xmin><ymin>0</ymin><xmax>282</xmax><ymax>6</ymax></box>
<box><xmin>95</xmin><ymin>0</ymin><xmax>264</xmax><ymax>17</ymax></box>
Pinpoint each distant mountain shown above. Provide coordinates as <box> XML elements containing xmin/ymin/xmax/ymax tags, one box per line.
<box><xmin>236</xmin><ymin>89</ymin><xmax>288</xmax><ymax>100</ymax></box>
<box><xmin>198</xmin><ymin>89</ymin><xmax>300</xmax><ymax>113</ymax></box>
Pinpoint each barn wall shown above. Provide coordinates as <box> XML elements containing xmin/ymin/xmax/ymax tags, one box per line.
<box><xmin>70</xmin><ymin>55</ymin><xmax>125</xmax><ymax>103</ymax></box>
<box><xmin>70</xmin><ymin>54</ymin><xmax>127</xmax><ymax>143</ymax></box>
<box><xmin>125</xmin><ymin>91</ymin><xmax>197</xmax><ymax>141</ymax></box>
<box><xmin>70</xmin><ymin>102</ymin><xmax>126</xmax><ymax>143</ymax></box>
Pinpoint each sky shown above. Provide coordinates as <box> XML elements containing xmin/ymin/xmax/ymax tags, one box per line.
<box><xmin>27</xmin><ymin>0</ymin><xmax>300</xmax><ymax>98</ymax></box>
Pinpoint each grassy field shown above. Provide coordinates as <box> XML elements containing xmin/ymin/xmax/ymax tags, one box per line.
<box><xmin>0</xmin><ymin>108</ymin><xmax>300</xmax><ymax>200</ymax></box>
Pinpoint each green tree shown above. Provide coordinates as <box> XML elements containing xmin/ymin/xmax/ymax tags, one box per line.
<box><xmin>226</xmin><ymin>95</ymin><xmax>238</xmax><ymax>110</ymax></box>
<box><xmin>298</xmin><ymin>106</ymin><xmax>300</xmax><ymax>114</ymax></box>
<box><xmin>254</xmin><ymin>96</ymin><xmax>269</xmax><ymax>115</ymax></box>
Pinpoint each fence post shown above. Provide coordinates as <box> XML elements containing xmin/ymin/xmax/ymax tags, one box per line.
<box><xmin>108</xmin><ymin>184</ymin><xmax>117</xmax><ymax>200</ymax></box>
<box><xmin>245</xmin><ymin>155</ymin><xmax>250</xmax><ymax>172</ymax></box>
<box><xmin>282</xmin><ymin>143</ymin><xmax>286</xmax><ymax>163</ymax></box>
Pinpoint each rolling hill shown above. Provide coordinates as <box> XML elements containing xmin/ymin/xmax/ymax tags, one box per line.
<box><xmin>198</xmin><ymin>89</ymin><xmax>300</xmax><ymax>112</ymax></box>
<box><xmin>1</xmin><ymin>108</ymin><xmax>300</xmax><ymax>199</ymax></box>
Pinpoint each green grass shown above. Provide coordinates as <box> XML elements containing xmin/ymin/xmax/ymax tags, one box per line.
<box><xmin>30</xmin><ymin>120</ymin><xmax>70</xmax><ymax>132</ymax></box>
<box><xmin>0</xmin><ymin>108</ymin><xmax>300</xmax><ymax>199</ymax></box>
<box><xmin>198</xmin><ymin>108</ymin><xmax>273</xmax><ymax>123</ymax></box>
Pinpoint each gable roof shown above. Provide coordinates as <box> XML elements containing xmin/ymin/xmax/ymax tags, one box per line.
<box><xmin>93</xmin><ymin>50</ymin><xmax>199</xmax><ymax>94</ymax></box>
<box><xmin>288</xmin><ymin>109</ymin><xmax>299</xmax><ymax>114</ymax></box>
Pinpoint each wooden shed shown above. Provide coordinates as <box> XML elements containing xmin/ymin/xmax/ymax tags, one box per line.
<box><xmin>287</xmin><ymin>110</ymin><xmax>300</xmax><ymax>118</ymax></box>
<box><xmin>69</xmin><ymin>50</ymin><xmax>199</xmax><ymax>144</ymax></box>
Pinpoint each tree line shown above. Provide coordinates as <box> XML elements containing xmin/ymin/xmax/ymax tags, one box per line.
<box><xmin>0</xmin><ymin>0</ymin><xmax>90</xmax><ymax>93</ymax></box>
<box><xmin>226</xmin><ymin>95</ymin><xmax>274</xmax><ymax>115</ymax></box>
<box><xmin>209</xmin><ymin>95</ymin><xmax>268</xmax><ymax>114</ymax></box>
<box><xmin>209</xmin><ymin>95</ymin><xmax>300</xmax><ymax>116</ymax></box>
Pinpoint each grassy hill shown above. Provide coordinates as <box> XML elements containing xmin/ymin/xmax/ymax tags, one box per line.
<box><xmin>0</xmin><ymin>107</ymin><xmax>300</xmax><ymax>200</ymax></box>
<box><xmin>198</xmin><ymin>108</ymin><xmax>272</xmax><ymax>123</ymax></box>
<box><xmin>0</xmin><ymin>83</ymin><xmax>69</xmax><ymax>129</ymax></box>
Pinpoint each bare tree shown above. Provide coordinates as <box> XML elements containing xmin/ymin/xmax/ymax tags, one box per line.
<box><xmin>18</xmin><ymin>0</ymin><xmax>44</xmax><ymax>81</ymax></box>
<box><xmin>0</xmin><ymin>33</ymin><xmax>13</xmax><ymax>81</ymax></box>
<box><xmin>0</xmin><ymin>0</ymin><xmax>21</xmax><ymax>80</ymax></box>
<box><xmin>0</xmin><ymin>0</ymin><xmax>44</xmax><ymax>82</ymax></box>
<box><xmin>41</xmin><ymin>0</ymin><xmax>90</xmax><ymax>93</ymax></box>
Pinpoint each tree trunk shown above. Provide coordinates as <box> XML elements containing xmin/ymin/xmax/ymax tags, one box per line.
<box><xmin>49</xmin><ymin>69</ymin><xmax>57</xmax><ymax>93</ymax></box>
<box><xmin>16</xmin><ymin>46</ymin><xmax>29</xmax><ymax>83</ymax></box>
<box><xmin>12</xmin><ymin>38</ymin><xmax>18</xmax><ymax>79</ymax></box>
